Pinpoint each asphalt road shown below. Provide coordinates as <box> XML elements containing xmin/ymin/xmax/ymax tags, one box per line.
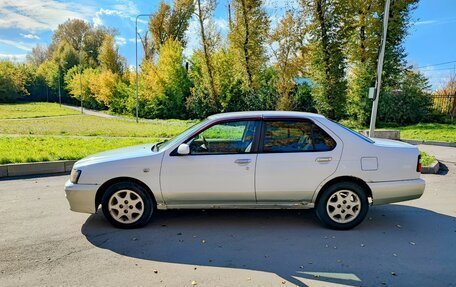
<box><xmin>1</xmin><ymin>152</ymin><xmax>455</xmax><ymax>287</ymax></box>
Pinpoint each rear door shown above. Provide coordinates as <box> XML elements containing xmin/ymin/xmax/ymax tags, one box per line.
<box><xmin>255</xmin><ymin>119</ymin><xmax>342</xmax><ymax>203</ymax></box>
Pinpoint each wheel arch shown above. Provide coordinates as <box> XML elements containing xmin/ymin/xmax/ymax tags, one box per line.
<box><xmin>95</xmin><ymin>177</ymin><xmax>157</xmax><ymax>211</ymax></box>
<box><xmin>313</xmin><ymin>176</ymin><xmax>373</xmax><ymax>205</ymax></box>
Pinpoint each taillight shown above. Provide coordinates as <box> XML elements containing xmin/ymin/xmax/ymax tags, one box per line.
<box><xmin>416</xmin><ymin>155</ymin><xmax>422</xmax><ymax>173</ymax></box>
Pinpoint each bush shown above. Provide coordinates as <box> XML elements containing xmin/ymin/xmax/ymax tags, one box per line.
<box><xmin>378</xmin><ymin>70</ymin><xmax>433</xmax><ymax>125</ymax></box>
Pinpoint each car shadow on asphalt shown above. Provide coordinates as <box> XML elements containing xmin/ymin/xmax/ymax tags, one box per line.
<box><xmin>81</xmin><ymin>205</ymin><xmax>456</xmax><ymax>287</ymax></box>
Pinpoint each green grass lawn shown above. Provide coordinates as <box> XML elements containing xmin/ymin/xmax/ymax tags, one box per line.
<box><xmin>0</xmin><ymin>115</ymin><xmax>195</xmax><ymax>137</ymax></box>
<box><xmin>396</xmin><ymin>123</ymin><xmax>456</xmax><ymax>143</ymax></box>
<box><xmin>0</xmin><ymin>103</ymin><xmax>194</xmax><ymax>163</ymax></box>
<box><xmin>0</xmin><ymin>136</ymin><xmax>158</xmax><ymax>164</ymax></box>
<box><xmin>420</xmin><ymin>151</ymin><xmax>436</xmax><ymax>166</ymax></box>
<box><xmin>0</xmin><ymin>102</ymin><xmax>79</xmax><ymax>119</ymax></box>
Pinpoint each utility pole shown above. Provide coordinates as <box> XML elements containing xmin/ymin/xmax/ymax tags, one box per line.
<box><xmin>135</xmin><ymin>14</ymin><xmax>154</xmax><ymax>123</ymax></box>
<box><xmin>368</xmin><ymin>0</ymin><xmax>390</xmax><ymax>138</ymax></box>
<box><xmin>79</xmin><ymin>33</ymin><xmax>88</xmax><ymax>114</ymax></box>
<box><xmin>58</xmin><ymin>68</ymin><xmax>61</xmax><ymax>107</ymax></box>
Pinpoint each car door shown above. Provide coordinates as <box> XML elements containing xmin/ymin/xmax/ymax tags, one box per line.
<box><xmin>160</xmin><ymin>120</ymin><xmax>260</xmax><ymax>206</ymax></box>
<box><xmin>255</xmin><ymin>119</ymin><xmax>342</xmax><ymax>203</ymax></box>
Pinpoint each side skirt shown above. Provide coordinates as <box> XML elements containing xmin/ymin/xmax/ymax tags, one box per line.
<box><xmin>156</xmin><ymin>202</ymin><xmax>315</xmax><ymax>210</ymax></box>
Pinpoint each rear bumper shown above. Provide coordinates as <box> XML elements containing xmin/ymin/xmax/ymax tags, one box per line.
<box><xmin>368</xmin><ymin>178</ymin><xmax>425</xmax><ymax>205</ymax></box>
<box><xmin>64</xmin><ymin>180</ymin><xmax>98</xmax><ymax>214</ymax></box>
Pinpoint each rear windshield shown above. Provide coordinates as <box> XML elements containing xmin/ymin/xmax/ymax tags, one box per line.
<box><xmin>333</xmin><ymin>122</ymin><xmax>375</xmax><ymax>144</ymax></box>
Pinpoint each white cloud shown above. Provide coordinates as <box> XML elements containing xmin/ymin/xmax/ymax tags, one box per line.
<box><xmin>0</xmin><ymin>0</ymin><xmax>94</xmax><ymax>32</ymax></box>
<box><xmin>0</xmin><ymin>53</ymin><xmax>27</xmax><ymax>61</ymax></box>
<box><xmin>20</xmin><ymin>33</ymin><xmax>40</xmax><ymax>39</ymax></box>
<box><xmin>92</xmin><ymin>1</ymin><xmax>140</xmax><ymax>27</ymax></box>
<box><xmin>115</xmin><ymin>36</ymin><xmax>127</xmax><ymax>46</ymax></box>
<box><xmin>0</xmin><ymin>38</ymin><xmax>34</xmax><ymax>51</ymax></box>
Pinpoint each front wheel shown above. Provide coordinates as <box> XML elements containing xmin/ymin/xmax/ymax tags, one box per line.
<box><xmin>315</xmin><ymin>182</ymin><xmax>369</xmax><ymax>230</ymax></box>
<box><xmin>101</xmin><ymin>181</ymin><xmax>153</xmax><ymax>228</ymax></box>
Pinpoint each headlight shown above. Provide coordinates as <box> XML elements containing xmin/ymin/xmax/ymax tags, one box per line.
<box><xmin>70</xmin><ymin>169</ymin><xmax>81</xmax><ymax>184</ymax></box>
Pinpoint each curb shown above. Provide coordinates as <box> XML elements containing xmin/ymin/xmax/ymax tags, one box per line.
<box><xmin>421</xmin><ymin>161</ymin><xmax>440</xmax><ymax>174</ymax></box>
<box><xmin>0</xmin><ymin>160</ymin><xmax>76</xmax><ymax>178</ymax></box>
<box><xmin>402</xmin><ymin>139</ymin><xmax>456</xmax><ymax>148</ymax></box>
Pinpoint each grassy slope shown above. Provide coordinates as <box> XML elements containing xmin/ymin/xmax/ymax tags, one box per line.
<box><xmin>0</xmin><ymin>115</ymin><xmax>194</xmax><ymax>137</ymax></box>
<box><xmin>0</xmin><ymin>136</ymin><xmax>159</xmax><ymax>164</ymax></box>
<box><xmin>0</xmin><ymin>103</ymin><xmax>194</xmax><ymax>163</ymax></box>
<box><xmin>0</xmin><ymin>102</ymin><xmax>79</xmax><ymax>119</ymax></box>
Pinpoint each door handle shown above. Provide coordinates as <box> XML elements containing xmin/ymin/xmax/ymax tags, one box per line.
<box><xmin>234</xmin><ymin>159</ymin><xmax>251</xmax><ymax>165</ymax></box>
<box><xmin>316</xmin><ymin>157</ymin><xmax>332</xmax><ymax>163</ymax></box>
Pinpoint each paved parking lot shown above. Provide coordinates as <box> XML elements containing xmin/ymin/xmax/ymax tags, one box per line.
<box><xmin>1</xmin><ymin>148</ymin><xmax>455</xmax><ymax>287</ymax></box>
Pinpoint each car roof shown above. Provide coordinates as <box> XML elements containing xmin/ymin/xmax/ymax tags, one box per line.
<box><xmin>207</xmin><ymin>111</ymin><xmax>325</xmax><ymax>120</ymax></box>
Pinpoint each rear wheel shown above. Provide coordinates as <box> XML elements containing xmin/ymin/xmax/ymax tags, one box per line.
<box><xmin>315</xmin><ymin>182</ymin><xmax>368</xmax><ymax>230</ymax></box>
<box><xmin>101</xmin><ymin>181</ymin><xmax>153</xmax><ymax>228</ymax></box>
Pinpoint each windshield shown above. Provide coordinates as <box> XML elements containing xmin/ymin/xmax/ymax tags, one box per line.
<box><xmin>333</xmin><ymin>121</ymin><xmax>375</xmax><ymax>144</ymax></box>
<box><xmin>154</xmin><ymin>119</ymin><xmax>209</xmax><ymax>151</ymax></box>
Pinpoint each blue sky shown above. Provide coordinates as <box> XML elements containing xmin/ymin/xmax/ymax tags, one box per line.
<box><xmin>0</xmin><ymin>0</ymin><xmax>455</xmax><ymax>90</ymax></box>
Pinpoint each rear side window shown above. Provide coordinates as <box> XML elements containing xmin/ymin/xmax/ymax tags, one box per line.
<box><xmin>262</xmin><ymin>120</ymin><xmax>336</xmax><ymax>153</ymax></box>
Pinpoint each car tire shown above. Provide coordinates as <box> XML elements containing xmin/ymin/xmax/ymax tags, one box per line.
<box><xmin>101</xmin><ymin>181</ymin><xmax>154</xmax><ymax>229</ymax></box>
<box><xmin>315</xmin><ymin>182</ymin><xmax>369</xmax><ymax>230</ymax></box>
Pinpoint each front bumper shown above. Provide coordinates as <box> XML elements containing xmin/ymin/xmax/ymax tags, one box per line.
<box><xmin>64</xmin><ymin>180</ymin><xmax>99</xmax><ymax>214</ymax></box>
<box><xmin>368</xmin><ymin>178</ymin><xmax>425</xmax><ymax>205</ymax></box>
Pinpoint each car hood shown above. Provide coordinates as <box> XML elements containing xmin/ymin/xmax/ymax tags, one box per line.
<box><xmin>74</xmin><ymin>143</ymin><xmax>157</xmax><ymax>168</ymax></box>
<box><xmin>372</xmin><ymin>138</ymin><xmax>416</xmax><ymax>149</ymax></box>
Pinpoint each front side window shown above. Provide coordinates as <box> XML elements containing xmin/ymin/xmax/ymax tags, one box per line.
<box><xmin>188</xmin><ymin>120</ymin><xmax>257</xmax><ymax>155</ymax></box>
<box><xmin>262</xmin><ymin>120</ymin><xmax>336</xmax><ymax>153</ymax></box>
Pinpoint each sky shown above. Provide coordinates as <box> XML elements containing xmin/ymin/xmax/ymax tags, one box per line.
<box><xmin>0</xmin><ymin>0</ymin><xmax>455</xmax><ymax>90</ymax></box>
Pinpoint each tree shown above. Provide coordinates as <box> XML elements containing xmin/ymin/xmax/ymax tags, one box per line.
<box><xmin>300</xmin><ymin>0</ymin><xmax>347</xmax><ymax>120</ymax></box>
<box><xmin>344</xmin><ymin>0</ymin><xmax>419</xmax><ymax>125</ymax></box>
<box><xmin>36</xmin><ymin>60</ymin><xmax>59</xmax><ymax>101</ymax></box>
<box><xmin>0</xmin><ymin>61</ymin><xmax>28</xmax><ymax>102</ymax></box>
<box><xmin>149</xmin><ymin>0</ymin><xmax>195</xmax><ymax>54</ymax></box>
<box><xmin>50</xmin><ymin>19</ymin><xmax>115</xmax><ymax>68</ymax></box>
<box><xmin>229</xmin><ymin>0</ymin><xmax>269</xmax><ymax>89</ymax></box>
<box><xmin>64</xmin><ymin>66</ymin><xmax>101</xmax><ymax>108</ymax></box>
<box><xmin>141</xmin><ymin>38</ymin><xmax>191</xmax><ymax>118</ymax></box>
<box><xmin>268</xmin><ymin>10</ymin><xmax>306</xmax><ymax>110</ymax></box>
<box><xmin>26</xmin><ymin>44</ymin><xmax>48</xmax><ymax>67</ymax></box>
<box><xmin>195</xmin><ymin>0</ymin><xmax>219</xmax><ymax>102</ymax></box>
<box><xmin>89</xmin><ymin>70</ymin><xmax>120</xmax><ymax>107</ymax></box>
<box><xmin>98</xmin><ymin>35</ymin><xmax>124</xmax><ymax>74</ymax></box>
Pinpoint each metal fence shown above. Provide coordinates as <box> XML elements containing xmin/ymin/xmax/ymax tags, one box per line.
<box><xmin>432</xmin><ymin>94</ymin><xmax>456</xmax><ymax>116</ymax></box>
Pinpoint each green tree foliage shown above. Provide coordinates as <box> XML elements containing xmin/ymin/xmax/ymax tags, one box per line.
<box><xmin>229</xmin><ymin>0</ymin><xmax>269</xmax><ymax>90</ymax></box>
<box><xmin>300</xmin><ymin>0</ymin><xmax>347</xmax><ymax>120</ymax></box>
<box><xmin>98</xmin><ymin>35</ymin><xmax>125</xmax><ymax>74</ymax></box>
<box><xmin>141</xmin><ymin>38</ymin><xmax>191</xmax><ymax>118</ymax></box>
<box><xmin>345</xmin><ymin>0</ymin><xmax>419</xmax><ymax>125</ymax></box>
<box><xmin>378</xmin><ymin>70</ymin><xmax>432</xmax><ymax>125</ymax></box>
<box><xmin>37</xmin><ymin>60</ymin><xmax>59</xmax><ymax>93</ymax></box>
<box><xmin>0</xmin><ymin>61</ymin><xmax>29</xmax><ymax>102</ymax></box>
<box><xmin>149</xmin><ymin>0</ymin><xmax>195</xmax><ymax>55</ymax></box>
<box><xmin>269</xmin><ymin>10</ymin><xmax>306</xmax><ymax>110</ymax></box>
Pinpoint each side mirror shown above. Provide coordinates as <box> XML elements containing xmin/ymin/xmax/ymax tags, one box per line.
<box><xmin>177</xmin><ymin>143</ymin><xmax>190</xmax><ymax>155</ymax></box>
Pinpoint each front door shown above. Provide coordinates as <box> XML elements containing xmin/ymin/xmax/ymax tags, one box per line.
<box><xmin>255</xmin><ymin>119</ymin><xmax>342</xmax><ymax>203</ymax></box>
<box><xmin>160</xmin><ymin>120</ymin><xmax>259</xmax><ymax>205</ymax></box>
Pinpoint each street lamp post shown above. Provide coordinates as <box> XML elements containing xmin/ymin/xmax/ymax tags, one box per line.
<box><xmin>58</xmin><ymin>68</ymin><xmax>61</xmax><ymax>107</ymax></box>
<box><xmin>368</xmin><ymin>0</ymin><xmax>391</xmax><ymax>137</ymax></box>
<box><xmin>135</xmin><ymin>14</ymin><xmax>153</xmax><ymax>123</ymax></box>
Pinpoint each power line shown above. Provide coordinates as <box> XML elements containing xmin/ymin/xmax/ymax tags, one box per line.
<box><xmin>416</xmin><ymin>60</ymin><xmax>456</xmax><ymax>69</ymax></box>
<box><xmin>418</xmin><ymin>67</ymin><xmax>456</xmax><ymax>72</ymax></box>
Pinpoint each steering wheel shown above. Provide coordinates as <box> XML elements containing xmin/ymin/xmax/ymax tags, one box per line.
<box><xmin>201</xmin><ymin>135</ymin><xmax>209</xmax><ymax>151</ymax></box>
